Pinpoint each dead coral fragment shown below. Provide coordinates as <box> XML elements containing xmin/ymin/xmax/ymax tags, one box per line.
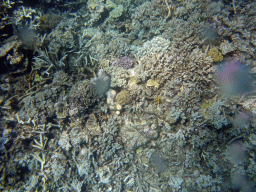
<box><xmin>86</xmin><ymin>114</ymin><xmax>101</xmax><ymax>135</ymax></box>
<box><xmin>146</xmin><ymin>79</ymin><xmax>160</xmax><ymax>88</ymax></box>
<box><xmin>87</xmin><ymin>0</ymin><xmax>104</xmax><ymax>12</ymax></box>
<box><xmin>7</xmin><ymin>51</ymin><xmax>24</xmax><ymax>65</ymax></box>
<box><xmin>115</xmin><ymin>90</ymin><xmax>132</xmax><ymax>106</ymax></box>
<box><xmin>39</xmin><ymin>13</ymin><xmax>61</xmax><ymax>30</ymax></box>
<box><xmin>55</xmin><ymin>101</ymin><xmax>69</xmax><ymax>119</ymax></box>
<box><xmin>220</xmin><ymin>40</ymin><xmax>235</xmax><ymax>55</ymax></box>
<box><xmin>0</xmin><ymin>39</ymin><xmax>21</xmax><ymax>57</ymax></box>
<box><xmin>109</xmin><ymin>4</ymin><xmax>123</xmax><ymax>19</ymax></box>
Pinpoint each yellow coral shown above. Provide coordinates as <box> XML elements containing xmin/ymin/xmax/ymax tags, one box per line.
<box><xmin>208</xmin><ymin>47</ymin><xmax>223</xmax><ymax>62</ymax></box>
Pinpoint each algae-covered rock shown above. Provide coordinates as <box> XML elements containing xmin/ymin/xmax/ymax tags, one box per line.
<box><xmin>115</xmin><ymin>90</ymin><xmax>132</xmax><ymax>106</ymax></box>
<box><xmin>109</xmin><ymin>5</ymin><xmax>123</xmax><ymax>19</ymax></box>
<box><xmin>87</xmin><ymin>0</ymin><xmax>104</xmax><ymax>12</ymax></box>
<box><xmin>105</xmin><ymin>0</ymin><xmax>116</xmax><ymax>10</ymax></box>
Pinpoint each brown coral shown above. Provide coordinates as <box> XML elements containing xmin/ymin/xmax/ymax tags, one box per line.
<box><xmin>0</xmin><ymin>39</ymin><xmax>21</xmax><ymax>57</ymax></box>
<box><xmin>39</xmin><ymin>13</ymin><xmax>61</xmax><ymax>30</ymax></box>
<box><xmin>115</xmin><ymin>90</ymin><xmax>132</xmax><ymax>106</ymax></box>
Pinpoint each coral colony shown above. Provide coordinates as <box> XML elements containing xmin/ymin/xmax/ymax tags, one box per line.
<box><xmin>0</xmin><ymin>0</ymin><xmax>256</xmax><ymax>191</ymax></box>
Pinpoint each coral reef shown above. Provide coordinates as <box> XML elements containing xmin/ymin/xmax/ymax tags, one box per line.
<box><xmin>1</xmin><ymin>0</ymin><xmax>256</xmax><ymax>191</ymax></box>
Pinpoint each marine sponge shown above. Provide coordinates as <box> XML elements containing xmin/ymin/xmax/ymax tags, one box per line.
<box><xmin>91</xmin><ymin>70</ymin><xmax>111</xmax><ymax>97</ymax></box>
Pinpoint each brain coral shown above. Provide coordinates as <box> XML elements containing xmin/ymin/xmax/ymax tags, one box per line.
<box><xmin>115</xmin><ymin>90</ymin><xmax>132</xmax><ymax>105</ymax></box>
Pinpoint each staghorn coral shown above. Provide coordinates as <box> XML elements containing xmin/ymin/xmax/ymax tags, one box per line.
<box><xmin>12</xmin><ymin>6</ymin><xmax>41</xmax><ymax>29</ymax></box>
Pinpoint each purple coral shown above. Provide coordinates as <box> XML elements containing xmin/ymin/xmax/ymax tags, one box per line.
<box><xmin>111</xmin><ymin>56</ymin><xmax>133</xmax><ymax>69</ymax></box>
